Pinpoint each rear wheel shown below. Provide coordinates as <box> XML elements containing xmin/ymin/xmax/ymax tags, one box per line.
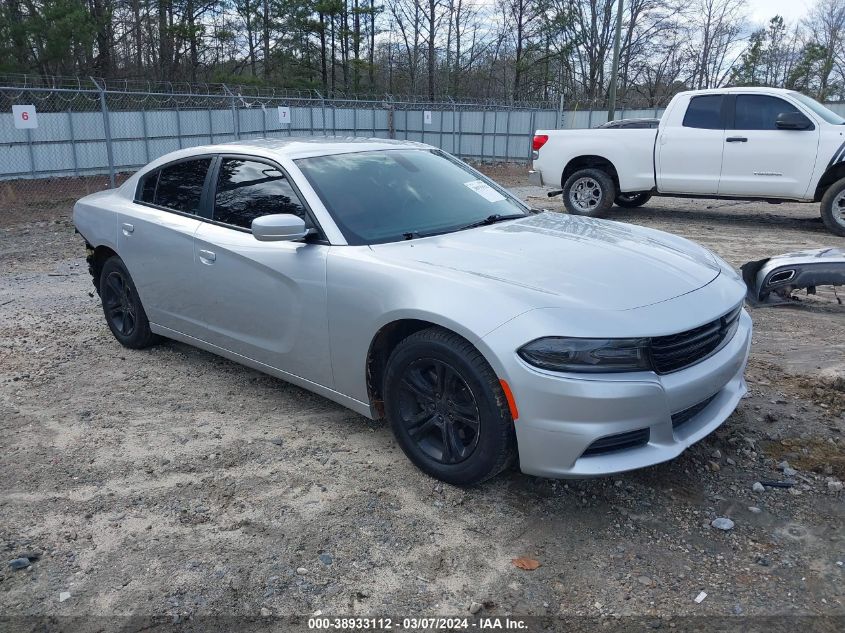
<box><xmin>820</xmin><ymin>177</ymin><xmax>845</xmax><ymax>236</ymax></box>
<box><xmin>383</xmin><ymin>327</ymin><xmax>516</xmax><ymax>485</ymax></box>
<box><xmin>614</xmin><ymin>192</ymin><xmax>652</xmax><ymax>208</ymax></box>
<box><xmin>562</xmin><ymin>168</ymin><xmax>615</xmax><ymax>217</ymax></box>
<box><xmin>99</xmin><ymin>256</ymin><xmax>158</xmax><ymax>349</ymax></box>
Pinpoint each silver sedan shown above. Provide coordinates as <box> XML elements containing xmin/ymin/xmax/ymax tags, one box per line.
<box><xmin>73</xmin><ymin>138</ymin><xmax>751</xmax><ymax>485</ymax></box>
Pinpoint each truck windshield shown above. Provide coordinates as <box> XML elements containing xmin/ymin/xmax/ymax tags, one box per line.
<box><xmin>296</xmin><ymin>149</ymin><xmax>528</xmax><ymax>245</ymax></box>
<box><xmin>789</xmin><ymin>92</ymin><xmax>845</xmax><ymax>124</ymax></box>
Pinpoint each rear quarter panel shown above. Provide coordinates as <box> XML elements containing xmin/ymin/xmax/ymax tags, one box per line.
<box><xmin>72</xmin><ymin>189</ymin><xmax>121</xmax><ymax>251</ymax></box>
<box><xmin>533</xmin><ymin>128</ymin><xmax>657</xmax><ymax>192</ymax></box>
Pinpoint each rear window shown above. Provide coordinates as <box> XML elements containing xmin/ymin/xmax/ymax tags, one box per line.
<box><xmin>138</xmin><ymin>158</ymin><xmax>211</xmax><ymax>214</ymax></box>
<box><xmin>683</xmin><ymin>95</ymin><xmax>723</xmax><ymax>129</ymax></box>
<box><xmin>139</xmin><ymin>171</ymin><xmax>158</xmax><ymax>202</ymax></box>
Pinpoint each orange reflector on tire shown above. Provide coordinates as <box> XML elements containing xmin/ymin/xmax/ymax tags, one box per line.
<box><xmin>499</xmin><ymin>379</ymin><xmax>519</xmax><ymax>421</ymax></box>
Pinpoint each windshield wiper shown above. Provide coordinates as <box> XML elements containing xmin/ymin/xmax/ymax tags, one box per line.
<box><xmin>453</xmin><ymin>213</ymin><xmax>526</xmax><ymax>232</ymax></box>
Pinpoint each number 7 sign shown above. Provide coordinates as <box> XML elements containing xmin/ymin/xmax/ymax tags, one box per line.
<box><xmin>12</xmin><ymin>104</ymin><xmax>38</xmax><ymax>129</ymax></box>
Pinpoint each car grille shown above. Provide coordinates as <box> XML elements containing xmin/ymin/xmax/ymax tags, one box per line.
<box><xmin>582</xmin><ymin>428</ymin><xmax>650</xmax><ymax>457</ymax></box>
<box><xmin>671</xmin><ymin>393</ymin><xmax>718</xmax><ymax>430</ymax></box>
<box><xmin>649</xmin><ymin>306</ymin><xmax>742</xmax><ymax>374</ymax></box>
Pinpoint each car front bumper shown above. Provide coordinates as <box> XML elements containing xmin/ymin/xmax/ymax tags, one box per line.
<box><xmin>491</xmin><ymin>309</ymin><xmax>752</xmax><ymax>478</ymax></box>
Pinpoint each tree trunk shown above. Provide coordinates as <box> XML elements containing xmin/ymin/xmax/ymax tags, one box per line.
<box><xmin>319</xmin><ymin>12</ymin><xmax>329</xmax><ymax>93</ymax></box>
<box><xmin>263</xmin><ymin>0</ymin><xmax>271</xmax><ymax>79</ymax></box>
<box><xmin>428</xmin><ymin>0</ymin><xmax>436</xmax><ymax>100</ymax></box>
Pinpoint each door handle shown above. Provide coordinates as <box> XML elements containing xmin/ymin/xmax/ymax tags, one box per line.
<box><xmin>726</xmin><ymin>136</ymin><xmax>748</xmax><ymax>143</ymax></box>
<box><xmin>198</xmin><ymin>249</ymin><xmax>216</xmax><ymax>264</ymax></box>
<box><xmin>121</xmin><ymin>222</ymin><xmax>134</xmax><ymax>235</ymax></box>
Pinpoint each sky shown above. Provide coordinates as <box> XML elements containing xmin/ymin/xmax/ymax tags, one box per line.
<box><xmin>747</xmin><ymin>0</ymin><xmax>811</xmax><ymax>26</ymax></box>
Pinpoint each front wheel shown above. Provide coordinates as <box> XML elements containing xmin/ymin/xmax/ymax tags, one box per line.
<box><xmin>614</xmin><ymin>192</ymin><xmax>652</xmax><ymax>208</ymax></box>
<box><xmin>383</xmin><ymin>327</ymin><xmax>516</xmax><ymax>486</ymax></box>
<box><xmin>820</xmin><ymin>178</ymin><xmax>845</xmax><ymax>236</ymax></box>
<box><xmin>562</xmin><ymin>168</ymin><xmax>616</xmax><ymax>217</ymax></box>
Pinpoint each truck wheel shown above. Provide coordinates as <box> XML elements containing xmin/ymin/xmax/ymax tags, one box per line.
<box><xmin>614</xmin><ymin>192</ymin><xmax>652</xmax><ymax>208</ymax></box>
<box><xmin>562</xmin><ymin>168</ymin><xmax>615</xmax><ymax>217</ymax></box>
<box><xmin>820</xmin><ymin>178</ymin><xmax>845</xmax><ymax>236</ymax></box>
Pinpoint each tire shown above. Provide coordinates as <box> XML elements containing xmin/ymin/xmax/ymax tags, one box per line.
<box><xmin>99</xmin><ymin>256</ymin><xmax>158</xmax><ymax>349</ymax></box>
<box><xmin>614</xmin><ymin>192</ymin><xmax>652</xmax><ymax>208</ymax></box>
<box><xmin>820</xmin><ymin>177</ymin><xmax>845</xmax><ymax>236</ymax></box>
<box><xmin>383</xmin><ymin>327</ymin><xmax>516</xmax><ymax>486</ymax></box>
<box><xmin>562</xmin><ymin>168</ymin><xmax>616</xmax><ymax>217</ymax></box>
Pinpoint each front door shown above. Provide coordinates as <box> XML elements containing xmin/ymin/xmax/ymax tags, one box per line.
<box><xmin>718</xmin><ymin>94</ymin><xmax>820</xmax><ymax>199</ymax></box>
<box><xmin>192</xmin><ymin>156</ymin><xmax>333</xmax><ymax>387</ymax></box>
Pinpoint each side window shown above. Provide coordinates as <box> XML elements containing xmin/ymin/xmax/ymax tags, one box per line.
<box><xmin>734</xmin><ymin>95</ymin><xmax>801</xmax><ymax>130</ymax></box>
<box><xmin>138</xmin><ymin>170</ymin><xmax>158</xmax><ymax>203</ymax></box>
<box><xmin>682</xmin><ymin>95</ymin><xmax>724</xmax><ymax>129</ymax></box>
<box><xmin>214</xmin><ymin>158</ymin><xmax>307</xmax><ymax>229</ymax></box>
<box><xmin>154</xmin><ymin>158</ymin><xmax>211</xmax><ymax>214</ymax></box>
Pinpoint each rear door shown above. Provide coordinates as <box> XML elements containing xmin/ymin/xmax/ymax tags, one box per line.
<box><xmin>718</xmin><ymin>94</ymin><xmax>820</xmax><ymax>198</ymax></box>
<box><xmin>656</xmin><ymin>94</ymin><xmax>726</xmax><ymax>194</ymax></box>
<box><xmin>192</xmin><ymin>156</ymin><xmax>333</xmax><ymax>387</ymax></box>
<box><xmin>118</xmin><ymin>157</ymin><xmax>213</xmax><ymax>337</ymax></box>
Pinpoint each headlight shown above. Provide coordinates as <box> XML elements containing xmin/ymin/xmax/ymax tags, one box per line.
<box><xmin>517</xmin><ymin>337</ymin><xmax>651</xmax><ymax>373</ymax></box>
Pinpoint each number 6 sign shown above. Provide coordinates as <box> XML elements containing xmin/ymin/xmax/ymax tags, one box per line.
<box><xmin>12</xmin><ymin>104</ymin><xmax>38</xmax><ymax>129</ymax></box>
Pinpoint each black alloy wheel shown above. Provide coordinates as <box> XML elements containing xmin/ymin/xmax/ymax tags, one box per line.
<box><xmin>98</xmin><ymin>256</ymin><xmax>158</xmax><ymax>349</ymax></box>
<box><xmin>102</xmin><ymin>269</ymin><xmax>137</xmax><ymax>337</ymax></box>
<box><xmin>397</xmin><ymin>357</ymin><xmax>481</xmax><ymax>465</ymax></box>
<box><xmin>383</xmin><ymin>327</ymin><xmax>516</xmax><ymax>485</ymax></box>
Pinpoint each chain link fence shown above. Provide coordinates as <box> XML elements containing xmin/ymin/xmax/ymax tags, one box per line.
<box><xmin>0</xmin><ymin>76</ymin><xmax>565</xmax><ymax>190</ymax></box>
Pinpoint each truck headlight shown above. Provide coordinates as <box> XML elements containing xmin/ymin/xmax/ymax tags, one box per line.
<box><xmin>517</xmin><ymin>337</ymin><xmax>651</xmax><ymax>373</ymax></box>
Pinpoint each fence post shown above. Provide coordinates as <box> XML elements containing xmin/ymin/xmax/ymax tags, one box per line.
<box><xmin>557</xmin><ymin>93</ymin><xmax>564</xmax><ymax>129</ymax></box>
<box><xmin>387</xmin><ymin>98</ymin><xmax>395</xmax><ymax>139</ymax></box>
<box><xmin>175</xmin><ymin>101</ymin><xmax>183</xmax><ymax>148</ymax></box>
<box><xmin>140</xmin><ymin>107</ymin><xmax>151</xmax><ymax>163</ymax></box>
<box><xmin>528</xmin><ymin>110</ymin><xmax>536</xmax><ymax>162</ymax></box>
<box><xmin>25</xmin><ymin>128</ymin><xmax>36</xmax><ymax>178</ymax></box>
<box><xmin>481</xmin><ymin>110</ymin><xmax>487</xmax><ymax>163</ymax></box>
<box><xmin>67</xmin><ymin>109</ymin><xmax>79</xmax><ymax>177</ymax></box>
<box><xmin>223</xmin><ymin>84</ymin><xmax>240</xmax><ymax>140</ymax></box>
<box><xmin>91</xmin><ymin>77</ymin><xmax>115</xmax><ymax>188</ymax></box>
<box><xmin>451</xmin><ymin>98</ymin><xmax>457</xmax><ymax>154</ymax></box>
<box><xmin>457</xmin><ymin>108</ymin><xmax>463</xmax><ymax>158</ymax></box>
<box><xmin>262</xmin><ymin>103</ymin><xmax>267</xmax><ymax>138</ymax></box>
<box><xmin>505</xmin><ymin>109</ymin><xmax>511</xmax><ymax>161</ymax></box>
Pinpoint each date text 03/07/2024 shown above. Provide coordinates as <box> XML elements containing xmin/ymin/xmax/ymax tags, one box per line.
<box><xmin>307</xmin><ymin>616</ymin><xmax>529</xmax><ymax>630</ymax></box>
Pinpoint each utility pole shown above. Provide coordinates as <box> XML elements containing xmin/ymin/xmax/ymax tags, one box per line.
<box><xmin>607</xmin><ymin>0</ymin><xmax>624</xmax><ymax>122</ymax></box>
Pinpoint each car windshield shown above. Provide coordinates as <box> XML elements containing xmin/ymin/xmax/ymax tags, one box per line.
<box><xmin>789</xmin><ymin>91</ymin><xmax>845</xmax><ymax>124</ymax></box>
<box><xmin>295</xmin><ymin>149</ymin><xmax>528</xmax><ymax>245</ymax></box>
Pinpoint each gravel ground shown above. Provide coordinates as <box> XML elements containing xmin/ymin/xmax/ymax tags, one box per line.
<box><xmin>1</xmin><ymin>169</ymin><xmax>844</xmax><ymax>632</ymax></box>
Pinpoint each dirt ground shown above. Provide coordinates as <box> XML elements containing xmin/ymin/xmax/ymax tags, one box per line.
<box><xmin>1</xmin><ymin>167</ymin><xmax>844</xmax><ymax>632</ymax></box>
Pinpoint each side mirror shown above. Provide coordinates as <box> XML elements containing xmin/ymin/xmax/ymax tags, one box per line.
<box><xmin>776</xmin><ymin>111</ymin><xmax>813</xmax><ymax>130</ymax></box>
<box><xmin>251</xmin><ymin>214</ymin><xmax>309</xmax><ymax>242</ymax></box>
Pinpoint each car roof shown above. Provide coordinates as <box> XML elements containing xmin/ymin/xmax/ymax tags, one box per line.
<box><xmin>677</xmin><ymin>86</ymin><xmax>796</xmax><ymax>97</ymax></box>
<box><xmin>173</xmin><ymin>136</ymin><xmax>434</xmax><ymax>161</ymax></box>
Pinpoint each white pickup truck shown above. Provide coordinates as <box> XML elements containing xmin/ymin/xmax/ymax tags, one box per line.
<box><xmin>529</xmin><ymin>87</ymin><xmax>845</xmax><ymax>236</ymax></box>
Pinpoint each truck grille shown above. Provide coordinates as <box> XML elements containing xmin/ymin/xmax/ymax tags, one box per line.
<box><xmin>649</xmin><ymin>306</ymin><xmax>742</xmax><ymax>374</ymax></box>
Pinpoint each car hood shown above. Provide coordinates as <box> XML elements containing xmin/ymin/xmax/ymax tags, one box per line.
<box><xmin>370</xmin><ymin>213</ymin><xmax>721</xmax><ymax>311</ymax></box>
